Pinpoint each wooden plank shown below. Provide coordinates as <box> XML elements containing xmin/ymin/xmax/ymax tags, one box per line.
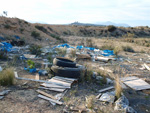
<box><xmin>54</xmin><ymin>76</ymin><xmax>78</xmax><ymax>82</ymax></box>
<box><xmin>36</xmin><ymin>90</ymin><xmax>57</xmax><ymax>100</ymax></box>
<box><xmin>48</xmin><ymin>78</ymin><xmax>71</xmax><ymax>87</ymax></box>
<box><xmin>41</xmin><ymin>83</ymin><xmax>70</xmax><ymax>89</ymax></box>
<box><xmin>38</xmin><ymin>94</ymin><xmax>63</xmax><ymax>105</ymax></box>
<box><xmin>98</xmin><ymin>86</ymin><xmax>114</xmax><ymax>93</ymax></box>
<box><xmin>124</xmin><ymin>79</ymin><xmax>150</xmax><ymax>91</ymax></box>
<box><xmin>38</xmin><ymin>87</ymin><xmax>66</xmax><ymax>92</ymax></box>
<box><xmin>14</xmin><ymin>72</ymin><xmax>70</xmax><ymax>87</ymax></box>
<box><xmin>120</xmin><ymin>76</ymin><xmax>139</xmax><ymax>82</ymax></box>
<box><xmin>52</xmin><ymin>77</ymin><xmax>73</xmax><ymax>84</ymax></box>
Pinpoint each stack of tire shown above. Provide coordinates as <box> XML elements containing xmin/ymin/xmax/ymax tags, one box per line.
<box><xmin>51</xmin><ymin>57</ymin><xmax>83</xmax><ymax>78</ymax></box>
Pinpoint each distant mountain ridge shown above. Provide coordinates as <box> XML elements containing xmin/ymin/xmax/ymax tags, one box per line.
<box><xmin>70</xmin><ymin>21</ymin><xmax>130</xmax><ymax>27</ymax></box>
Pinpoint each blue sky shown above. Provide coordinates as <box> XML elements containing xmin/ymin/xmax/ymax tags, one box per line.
<box><xmin>0</xmin><ymin>0</ymin><xmax>150</xmax><ymax>26</ymax></box>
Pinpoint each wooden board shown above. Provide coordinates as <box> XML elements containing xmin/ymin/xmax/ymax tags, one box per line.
<box><xmin>54</xmin><ymin>76</ymin><xmax>77</xmax><ymax>82</ymax></box>
<box><xmin>48</xmin><ymin>78</ymin><xmax>72</xmax><ymax>87</ymax></box>
<box><xmin>52</xmin><ymin>77</ymin><xmax>74</xmax><ymax>83</ymax></box>
<box><xmin>36</xmin><ymin>90</ymin><xmax>57</xmax><ymax>100</ymax></box>
<box><xmin>124</xmin><ymin>79</ymin><xmax>150</xmax><ymax>91</ymax></box>
<box><xmin>41</xmin><ymin>83</ymin><xmax>70</xmax><ymax>89</ymax></box>
<box><xmin>39</xmin><ymin>87</ymin><xmax>66</xmax><ymax>92</ymax></box>
<box><xmin>98</xmin><ymin>86</ymin><xmax>114</xmax><ymax>93</ymax></box>
<box><xmin>38</xmin><ymin>94</ymin><xmax>63</xmax><ymax>105</ymax></box>
<box><xmin>120</xmin><ymin>76</ymin><xmax>139</xmax><ymax>82</ymax></box>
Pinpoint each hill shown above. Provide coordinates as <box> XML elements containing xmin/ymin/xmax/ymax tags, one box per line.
<box><xmin>0</xmin><ymin>16</ymin><xmax>150</xmax><ymax>46</ymax></box>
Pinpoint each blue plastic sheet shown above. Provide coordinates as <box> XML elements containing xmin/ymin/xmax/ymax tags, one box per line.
<box><xmin>53</xmin><ymin>43</ymin><xmax>75</xmax><ymax>49</ymax></box>
<box><xmin>14</xmin><ymin>35</ymin><xmax>20</xmax><ymax>39</ymax></box>
<box><xmin>24</xmin><ymin>67</ymin><xmax>36</xmax><ymax>73</ymax></box>
<box><xmin>85</xmin><ymin>47</ymin><xmax>95</xmax><ymax>51</ymax></box>
<box><xmin>76</xmin><ymin>45</ymin><xmax>84</xmax><ymax>50</ymax></box>
<box><xmin>0</xmin><ymin>42</ymin><xmax>13</xmax><ymax>52</ymax></box>
<box><xmin>101</xmin><ymin>50</ymin><xmax>114</xmax><ymax>56</ymax></box>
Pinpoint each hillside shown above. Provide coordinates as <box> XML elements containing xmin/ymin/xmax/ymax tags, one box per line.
<box><xmin>0</xmin><ymin>16</ymin><xmax>150</xmax><ymax>46</ymax></box>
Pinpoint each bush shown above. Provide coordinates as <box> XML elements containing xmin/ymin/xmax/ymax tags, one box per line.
<box><xmin>114</xmin><ymin>46</ymin><xmax>122</xmax><ymax>55</ymax></box>
<box><xmin>122</xmin><ymin>45</ymin><xmax>135</xmax><ymax>52</ymax></box>
<box><xmin>31</xmin><ymin>31</ymin><xmax>40</xmax><ymax>38</ymax></box>
<box><xmin>27</xmin><ymin>60</ymin><xmax>35</xmax><ymax>69</ymax></box>
<box><xmin>50</xmin><ymin>34</ymin><xmax>61</xmax><ymax>40</ymax></box>
<box><xmin>35</xmin><ymin>25</ymin><xmax>47</xmax><ymax>33</ymax></box>
<box><xmin>0</xmin><ymin>51</ymin><xmax>8</xmax><ymax>59</ymax></box>
<box><xmin>107</xmin><ymin>25</ymin><xmax>117</xmax><ymax>32</ymax></box>
<box><xmin>0</xmin><ymin>68</ymin><xmax>14</xmax><ymax>86</ymax></box>
<box><xmin>4</xmin><ymin>24</ymin><xmax>11</xmax><ymax>29</ymax></box>
<box><xmin>100</xmin><ymin>44</ymin><xmax>114</xmax><ymax>50</ymax></box>
<box><xmin>29</xmin><ymin>45</ymin><xmax>42</xmax><ymax>55</ymax></box>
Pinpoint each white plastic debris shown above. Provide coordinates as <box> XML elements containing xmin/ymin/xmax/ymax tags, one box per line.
<box><xmin>98</xmin><ymin>92</ymin><xmax>115</xmax><ymax>103</ymax></box>
<box><xmin>0</xmin><ymin>66</ymin><xmax>2</xmax><ymax>72</ymax></box>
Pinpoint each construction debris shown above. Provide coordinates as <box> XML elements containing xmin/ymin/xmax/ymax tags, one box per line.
<box><xmin>120</xmin><ymin>76</ymin><xmax>150</xmax><ymax>90</ymax></box>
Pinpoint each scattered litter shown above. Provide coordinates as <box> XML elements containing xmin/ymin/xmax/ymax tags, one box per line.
<box><xmin>98</xmin><ymin>92</ymin><xmax>115</xmax><ymax>103</ymax></box>
<box><xmin>0</xmin><ymin>66</ymin><xmax>2</xmax><ymax>72</ymax></box>
<box><xmin>0</xmin><ymin>96</ymin><xmax>4</xmax><ymax>100</ymax></box>
<box><xmin>0</xmin><ymin>90</ymin><xmax>11</xmax><ymax>96</ymax></box>
<box><xmin>114</xmin><ymin>95</ymin><xmax>137</xmax><ymax>113</ymax></box>
<box><xmin>143</xmin><ymin>63</ymin><xmax>150</xmax><ymax>71</ymax></box>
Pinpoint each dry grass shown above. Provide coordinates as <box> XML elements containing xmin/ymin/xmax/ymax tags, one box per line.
<box><xmin>0</xmin><ymin>68</ymin><xmax>15</xmax><ymax>86</ymax></box>
<box><xmin>86</xmin><ymin>95</ymin><xmax>95</xmax><ymax>110</ymax></box>
<box><xmin>55</xmin><ymin>47</ymin><xmax>67</xmax><ymax>57</ymax></box>
<box><xmin>115</xmin><ymin>76</ymin><xmax>122</xmax><ymax>99</ymax></box>
<box><xmin>70</xmin><ymin>49</ymin><xmax>76</xmax><ymax>58</ymax></box>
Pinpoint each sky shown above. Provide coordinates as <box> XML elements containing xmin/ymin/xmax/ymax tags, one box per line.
<box><xmin>0</xmin><ymin>0</ymin><xmax>150</xmax><ymax>26</ymax></box>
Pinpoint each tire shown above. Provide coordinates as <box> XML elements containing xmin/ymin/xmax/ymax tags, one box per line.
<box><xmin>51</xmin><ymin>64</ymin><xmax>84</xmax><ymax>78</ymax></box>
<box><xmin>53</xmin><ymin>57</ymin><xmax>76</xmax><ymax>67</ymax></box>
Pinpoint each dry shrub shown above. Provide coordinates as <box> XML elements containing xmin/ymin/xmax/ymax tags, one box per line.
<box><xmin>70</xmin><ymin>49</ymin><xmax>76</xmax><ymax>58</ymax></box>
<box><xmin>100</xmin><ymin>44</ymin><xmax>114</xmax><ymax>50</ymax></box>
<box><xmin>0</xmin><ymin>68</ymin><xmax>15</xmax><ymax>86</ymax></box>
<box><xmin>114</xmin><ymin>46</ymin><xmax>122</xmax><ymax>55</ymax></box>
<box><xmin>115</xmin><ymin>76</ymin><xmax>122</xmax><ymax>99</ymax></box>
<box><xmin>55</xmin><ymin>47</ymin><xmax>67</xmax><ymax>57</ymax></box>
<box><xmin>122</xmin><ymin>45</ymin><xmax>134</xmax><ymax>52</ymax></box>
<box><xmin>86</xmin><ymin>95</ymin><xmax>95</xmax><ymax>110</ymax></box>
<box><xmin>97</xmin><ymin>70</ymin><xmax>107</xmax><ymax>84</ymax></box>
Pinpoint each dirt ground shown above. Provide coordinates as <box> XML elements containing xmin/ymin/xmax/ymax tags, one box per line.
<box><xmin>0</xmin><ymin>37</ymin><xmax>150</xmax><ymax>113</ymax></box>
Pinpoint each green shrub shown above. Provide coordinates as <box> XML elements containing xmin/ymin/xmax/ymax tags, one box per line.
<box><xmin>0</xmin><ymin>68</ymin><xmax>14</xmax><ymax>86</ymax></box>
<box><xmin>0</xmin><ymin>50</ymin><xmax>8</xmax><ymax>59</ymax></box>
<box><xmin>27</xmin><ymin>60</ymin><xmax>35</xmax><ymax>69</ymax></box>
<box><xmin>4</xmin><ymin>24</ymin><xmax>11</xmax><ymax>29</ymax></box>
<box><xmin>35</xmin><ymin>25</ymin><xmax>47</xmax><ymax>33</ymax></box>
<box><xmin>29</xmin><ymin>45</ymin><xmax>42</xmax><ymax>55</ymax></box>
<box><xmin>122</xmin><ymin>45</ymin><xmax>135</xmax><ymax>52</ymax></box>
<box><xmin>107</xmin><ymin>25</ymin><xmax>117</xmax><ymax>32</ymax></box>
<box><xmin>31</xmin><ymin>31</ymin><xmax>40</xmax><ymax>38</ymax></box>
<box><xmin>50</xmin><ymin>34</ymin><xmax>61</xmax><ymax>40</ymax></box>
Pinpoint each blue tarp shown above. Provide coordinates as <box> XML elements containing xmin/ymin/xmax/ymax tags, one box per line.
<box><xmin>53</xmin><ymin>43</ymin><xmax>75</xmax><ymax>49</ymax></box>
<box><xmin>0</xmin><ymin>42</ymin><xmax>13</xmax><ymax>52</ymax></box>
<box><xmin>101</xmin><ymin>50</ymin><xmax>114</xmax><ymax>56</ymax></box>
<box><xmin>85</xmin><ymin>47</ymin><xmax>95</xmax><ymax>51</ymax></box>
<box><xmin>76</xmin><ymin>45</ymin><xmax>84</xmax><ymax>50</ymax></box>
<box><xmin>14</xmin><ymin>35</ymin><xmax>20</xmax><ymax>39</ymax></box>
